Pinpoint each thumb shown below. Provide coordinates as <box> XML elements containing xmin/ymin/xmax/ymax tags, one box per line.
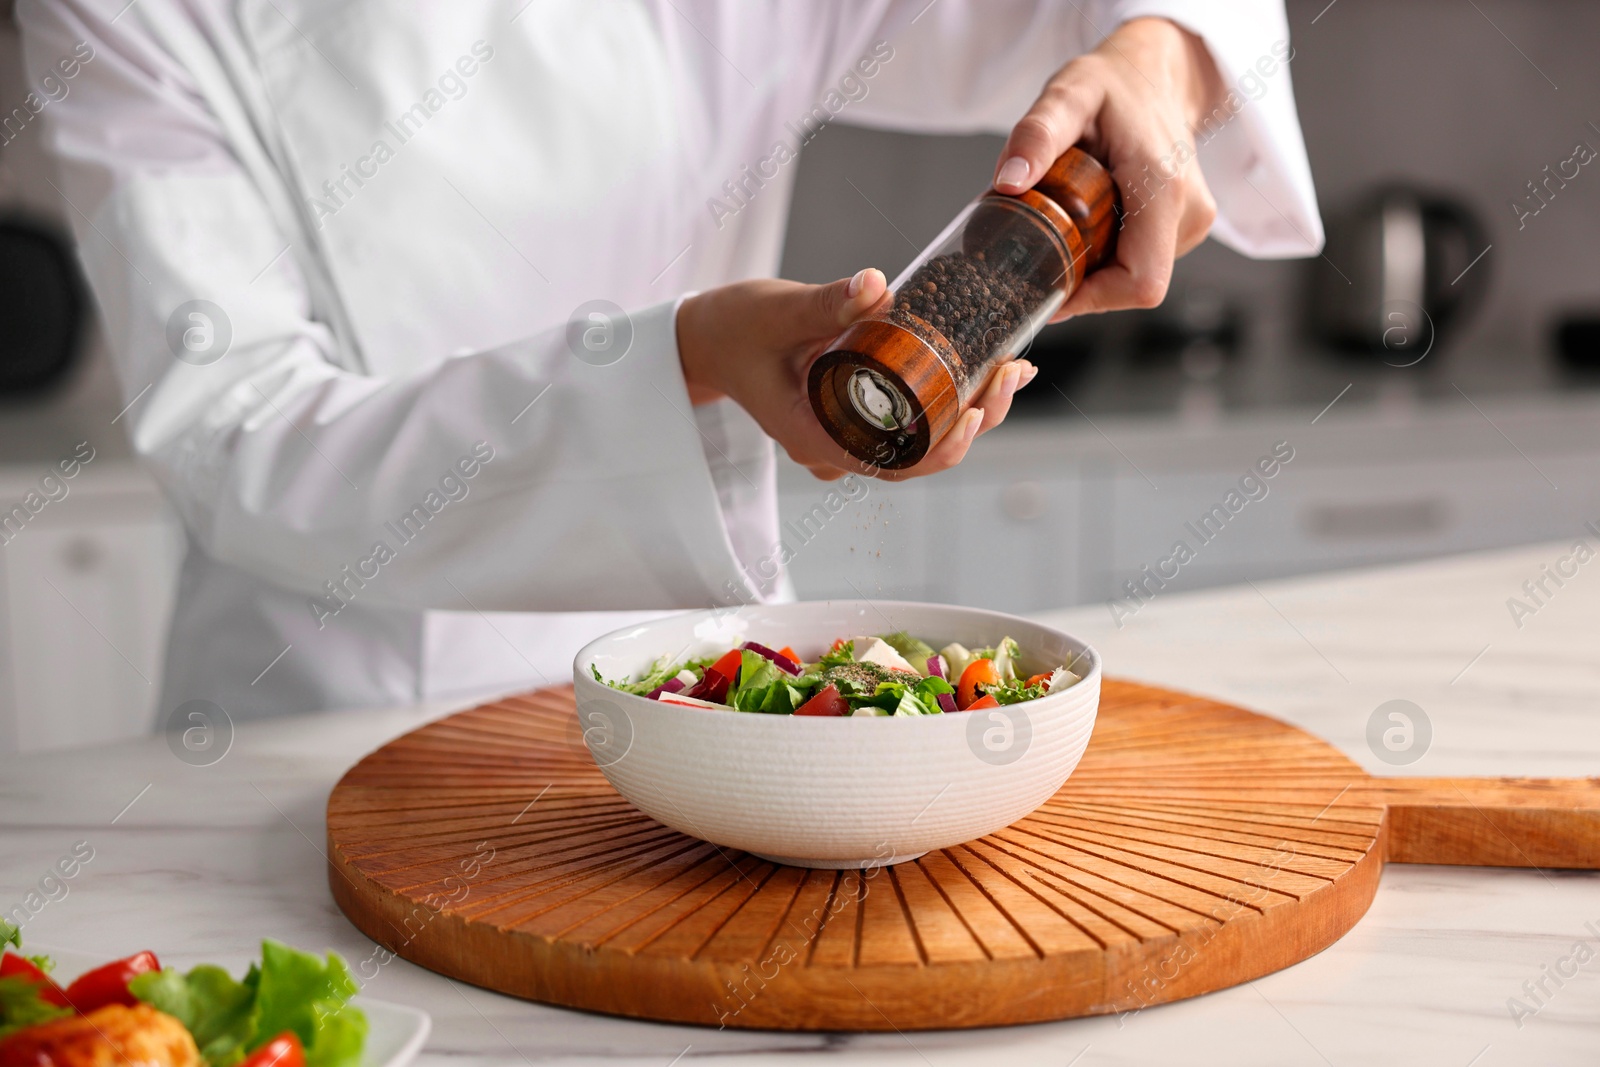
<box><xmin>803</xmin><ymin>268</ymin><xmax>888</xmax><ymax>334</ymax></box>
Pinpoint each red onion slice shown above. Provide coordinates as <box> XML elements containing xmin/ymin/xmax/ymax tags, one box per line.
<box><xmin>741</xmin><ymin>641</ymin><xmax>800</xmax><ymax>675</ymax></box>
<box><xmin>686</xmin><ymin>668</ymin><xmax>732</xmax><ymax>703</ymax></box>
<box><xmin>936</xmin><ymin>692</ymin><xmax>959</xmax><ymax>714</ymax></box>
<box><xmin>647</xmin><ymin>677</ymin><xmax>686</xmax><ymax>700</ymax></box>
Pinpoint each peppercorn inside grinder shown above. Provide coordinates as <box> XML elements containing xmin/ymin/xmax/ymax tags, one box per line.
<box><xmin>807</xmin><ymin>147</ymin><xmax>1118</xmax><ymax>470</ymax></box>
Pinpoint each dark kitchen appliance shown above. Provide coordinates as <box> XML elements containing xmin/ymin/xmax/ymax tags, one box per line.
<box><xmin>0</xmin><ymin>216</ymin><xmax>86</xmax><ymax>395</ymax></box>
<box><xmin>1553</xmin><ymin>312</ymin><xmax>1600</xmax><ymax>374</ymax></box>
<box><xmin>1310</xmin><ymin>186</ymin><xmax>1488</xmax><ymax>364</ymax></box>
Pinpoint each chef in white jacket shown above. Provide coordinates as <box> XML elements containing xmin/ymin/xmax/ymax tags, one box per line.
<box><xmin>17</xmin><ymin>1</ymin><xmax>1320</xmax><ymax>720</ymax></box>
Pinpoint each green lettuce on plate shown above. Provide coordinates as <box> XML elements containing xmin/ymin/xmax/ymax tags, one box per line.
<box><xmin>0</xmin><ymin>920</ymin><xmax>70</xmax><ymax>1040</ymax></box>
<box><xmin>131</xmin><ymin>940</ymin><xmax>367</xmax><ymax>1067</ymax></box>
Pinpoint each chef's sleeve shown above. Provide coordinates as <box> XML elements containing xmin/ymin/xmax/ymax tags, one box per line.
<box><xmin>16</xmin><ymin>0</ymin><xmax>776</xmax><ymax>614</ymax></box>
<box><xmin>844</xmin><ymin>0</ymin><xmax>1322</xmax><ymax>257</ymax></box>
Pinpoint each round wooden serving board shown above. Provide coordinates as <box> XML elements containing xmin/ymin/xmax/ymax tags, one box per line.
<box><xmin>326</xmin><ymin>681</ymin><xmax>1600</xmax><ymax>1031</ymax></box>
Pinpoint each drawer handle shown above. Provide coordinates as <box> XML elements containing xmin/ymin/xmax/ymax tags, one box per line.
<box><xmin>1001</xmin><ymin>481</ymin><xmax>1047</xmax><ymax>522</ymax></box>
<box><xmin>61</xmin><ymin>537</ymin><xmax>102</xmax><ymax>572</ymax></box>
<box><xmin>1301</xmin><ymin>500</ymin><xmax>1448</xmax><ymax>539</ymax></box>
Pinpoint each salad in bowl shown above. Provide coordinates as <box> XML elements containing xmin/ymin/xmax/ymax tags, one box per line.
<box><xmin>595</xmin><ymin>631</ymin><xmax>1081</xmax><ymax>717</ymax></box>
<box><xmin>574</xmin><ymin>601</ymin><xmax>1102</xmax><ymax>868</ymax></box>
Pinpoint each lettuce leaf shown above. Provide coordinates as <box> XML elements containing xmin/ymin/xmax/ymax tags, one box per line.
<box><xmin>131</xmin><ymin>964</ymin><xmax>257</xmax><ymax>1066</ymax></box>
<box><xmin>816</xmin><ymin>641</ymin><xmax>854</xmax><ymax>670</ymax></box>
<box><xmin>0</xmin><ymin>921</ymin><xmax>70</xmax><ymax>1039</ymax></box>
<box><xmin>983</xmin><ymin>677</ymin><xmax>1049</xmax><ymax>705</ymax></box>
<box><xmin>0</xmin><ymin>976</ymin><xmax>71</xmax><ymax>1040</ymax></box>
<box><xmin>254</xmin><ymin>942</ymin><xmax>367</xmax><ymax>1067</ymax></box>
<box><xmin>938</xmin><ymin>643</ymin><xmax>974</xmax><ymax>683</ymax></box>
<box><xmin>730</xmin><ymin>650</ymin><xmax>781</xmax><ymax>711</ymax></box>
<box><xmin>130</xmin><ymin>941</ymin><xmax>366</xmax><ymax>1067</ymax></box>
<box><xmin>853</xmin><ymin>675</ymin><xmax>954</xmax><ymax>716</ymax></box>
<box><xmin>595</xmin><ymin>656</ymin><xmax>676</xmax><ymax>696</ymax></box>
<box><xmin>992</xmin><ymin>636</ymin><xmax>1023</xmax><ymax>681</ymax></box>
<box><xmin>732</xmin><ymin>651</ymin><xmax>822</xmax><ymax>714</ymax></box>
<box><xmin>766</xmin><ymin>681</ymin><xmax>817</xmax><ymax>715</ymax></box>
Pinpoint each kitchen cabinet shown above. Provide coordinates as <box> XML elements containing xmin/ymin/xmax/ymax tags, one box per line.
<box><xmin>1090</xmin><ymin>445</ymin><xmax>1600</xmax><ymax>604</ymax></box>
<box><xmin>780</xmin><ymin>394</ymin><xmax>1600</xmax><ymax>616</ymax></box>
<box><xmin>0</xmin><ymin>462</ymin><xmax>183</xmax><ymax>753</ymax></box>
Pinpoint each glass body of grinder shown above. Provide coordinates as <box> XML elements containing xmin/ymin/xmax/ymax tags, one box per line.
<box><xmin>808</xmin><ymin>147</ymin><xmax>1119</xmax><ymax>470</ymax></box>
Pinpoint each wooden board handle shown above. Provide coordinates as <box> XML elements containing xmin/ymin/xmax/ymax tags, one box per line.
<box><xmin>1373</xmin><ymin>777</ymin><xmax>1600</xmax><ymax>868</ymax></box>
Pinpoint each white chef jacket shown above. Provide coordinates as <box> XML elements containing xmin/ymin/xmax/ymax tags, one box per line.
<box><xmin>18</xmin><ymin>0</ymin><xmax>1320</xmax><ymax>720</ymax></box>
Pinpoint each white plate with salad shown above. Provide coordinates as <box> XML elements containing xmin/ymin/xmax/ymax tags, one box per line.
<box><xmin>0</xmin><ymin>927</ymin><xmax>429</xmax><ymax>1067</ymax></box>
<box><xmin>575</xmin><ymin>600</ymin><xmax>1102</xmax><ymax>868</ymax></box>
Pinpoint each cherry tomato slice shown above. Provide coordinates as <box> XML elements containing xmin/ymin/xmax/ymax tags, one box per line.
<box><xmin>778</xmin><ymin>646</ymin><xmax>800</xmax><ymax>664</ymax></box>
<box><xmin>709</xmin><ymin>649</ymin><xmax>744</xmax><ymax>680</ymax></box>
<box><xmin>239</xmin><ymin>1033</ymin><xmax>306</xmax><ymax>1067</ymax></box>
<box><xmin>956</xmin><ymin>659</ymin><xmax>1000</xmax><ymax>710</ymax></box>
<box><xmin>966</xmin><ymin>694</ymin><xmax>1001</xmax><ymax>710</ymax></box>
<box><xmin>1025</xmin><ymin>672</ymin><xmax>1053</xmax><ymax>690</ymax></box>
<box><xmin>62</xmin><ymin>950</ymin><xmax>160</xmax><ymax>1012</ymax></box>
<box><xmin>0</xmin><ymin>951</ymin><xmax>70</xmax><ymax>1007</ymax></box>
<box><xmin>795</xmin><ymin>684</ymin><xmax>850</xmax><ymax>717</ymax></box>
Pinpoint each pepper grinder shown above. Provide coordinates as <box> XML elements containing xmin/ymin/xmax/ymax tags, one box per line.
<box><xmin>808</xmin><ymin>147</ymin><xmax>1119</xmax><ymax>470</ymax></box>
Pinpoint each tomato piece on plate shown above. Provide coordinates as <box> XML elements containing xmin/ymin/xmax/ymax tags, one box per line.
<box><xmin>239</xmin><ymin>1033</ymin><xmax>306</xmax><ymax>1067</ymax></box>
<box><xmin>778</xmin><ymin>646</ymin><xmax>799</xmax><ymax>664</ymax></box>
<box><xmin>1025</xmin><ymin>672</ymin><xmax>1052</xmax><ymax>690</ymax></box>
<box><xmin>795</xmin><ymin>684</ymin><xmax>850</xmax><ymax>717</ymax></box>
<box><xmin>966</xmin><ymin>694</ymin><xmax>1001</xmax><ymax>710</ymax></box>
<box><xmin>0</xmin><ymin>951</ymin><xmax>70</xmax><ymax>1007</ymax></box>
<box><xmin>62</xmin><ymin>950</ymin><xmax>160</xmax><ymax>1012</ymax></box>
<box><xmin>956</xmin><ymin>659</ymin><xmax>1000</xmax><ymax>710</ymax></box>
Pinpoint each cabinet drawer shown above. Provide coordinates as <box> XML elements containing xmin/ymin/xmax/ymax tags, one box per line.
<box><xmin>1101</xmin><ymin>454</ymin><xmax>1600</xmax><ymax>599</ymax></box>
<box><xmin>0</xmin><ymin>496</ymin><xmax>183</xmax><ymax>753</ymax></box>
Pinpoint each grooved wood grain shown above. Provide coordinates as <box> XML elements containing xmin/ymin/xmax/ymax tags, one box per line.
<box><xmin>326</xmin><ymin>681</ymin><xmax>1600</xmax><ymax>1031</ymax></box>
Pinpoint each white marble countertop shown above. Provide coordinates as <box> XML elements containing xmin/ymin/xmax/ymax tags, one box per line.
<box><xmin>4</xmin><ymin>542</ymin><xmax>1599</xmax><ymax>1065</ymax></box>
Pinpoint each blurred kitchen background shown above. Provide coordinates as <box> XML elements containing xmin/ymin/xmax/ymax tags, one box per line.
<box><xmin>2</xmin><ymin>0</ymin><xmax>1599</xmax><ymax>751</ymax></box>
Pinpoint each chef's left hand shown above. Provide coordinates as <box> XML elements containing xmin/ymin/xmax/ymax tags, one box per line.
<box><xmin>992</xmin><ymin>16</ymin><xmax>1226</xmax><ymax>319</ymax></box>
<box><xmin>677</xmin><ymin>269</ymin><xmax>1034</xmax><ymax>482</ymax></box>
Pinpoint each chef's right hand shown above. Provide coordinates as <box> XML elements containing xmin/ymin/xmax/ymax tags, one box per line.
<box><xmin>676</xmin><ymin>270</ymin><xmax>1037</xmax><ymax>481</ymax></box>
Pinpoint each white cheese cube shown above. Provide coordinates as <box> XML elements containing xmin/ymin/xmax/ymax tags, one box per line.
<box><xmin>851</xmin><ymin>636</ymin><xmax>917</xmax><ymax>674</ymax></box>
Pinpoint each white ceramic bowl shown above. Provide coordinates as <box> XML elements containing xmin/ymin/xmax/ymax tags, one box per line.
<box><xmin>572</xmin><ymin>601</ymin><xmax>1101</xmax><ymax>868</ymax></box>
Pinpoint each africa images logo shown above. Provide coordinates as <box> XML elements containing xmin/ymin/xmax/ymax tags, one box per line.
<box><xmin>167</xmin><ymin>300</ymin><xmax>232</xmax><ymax>365</ymax></box>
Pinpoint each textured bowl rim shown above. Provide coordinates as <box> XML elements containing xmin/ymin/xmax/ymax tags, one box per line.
<box><xmin>573</xmin><ymin>599</ymin><xmax>1103</xmax><ymax>725</ymax></box>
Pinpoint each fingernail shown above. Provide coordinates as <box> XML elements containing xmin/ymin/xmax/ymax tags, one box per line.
<box><xmin>847</xmin><ymin>268</ymin><xmax>870</xmax><ymax>298</ymax></box>
<box><xmin>1020</xmin><ymin>362</ymin><xmax>1039</xmax><ymax>384</ymax></box>
<box><xmin>996</xmin><ymin>156</ymin><xmax>1030</xmax><ymax>189</ymax></box>
<box><xmin>963</xmin><ymin>410</ymin><xmax>982</xmax><ymax>441</ymax></box>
